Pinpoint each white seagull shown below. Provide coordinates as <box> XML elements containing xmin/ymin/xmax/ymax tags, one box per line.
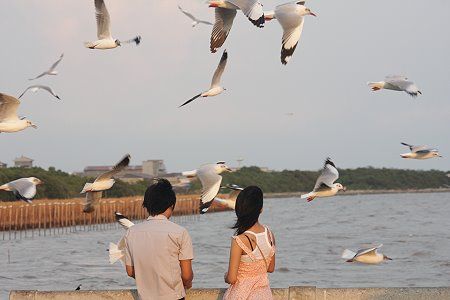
<box><xmin>214</xmin><ymin>184</ymin><xmax>243</xmax><ymax>210</ymax></box>
<box><xmin>264</xmin><ymin>1</ymin><xmax>316</xmax><ymax>65</ymax></box>
<box><xmin>208</xmin><ymin>0</ymin><xmax>265</xmax><ymax>53</ymax></box>
<box><xmin>0</xmin><ymin>93</ymin><xmax>49</xmax><ymax>133</ymax></box>
<box><xmin>0</xmin><ymin>177</ymin><xmax>43</xmax><ymax>204</ymax></box>
<box><xmin>342</xmin><ymin>244</ymin><xmax>392</xmax><ymax>264</ymax></box>
<box><xmin>183</xmin><ymin>162</ymin><xmax>232</xmax><ymax>213</ymax></box>
<box><xmin>178</xmin><ymin>5</ymin><xmax>213</xmax><ymax>27</ymax></box>
<box><xmin>108</xmin><ymin>212</ymin><xmax>135</xmax><ymax>265</ymax></box>
<box><xmin>29</xmin><ymin>53</ymin><xmax>64</xmax><ymax>81</ymax></box>
<box><xmin>301</xmin><ymin>158</ymin><xmax>346</xmax><ymax>202</ymax></box>
<box><xmin>18</xmin><ymin>85</ymin><xmax>61</xmax><ymax>100</ymax></box>
<box><xmin>400</xmin><ymin>142</ymin><xmax>442</xmax><ymax>160</ymax></box>
<box><xmin>368</xmin><ymin>75</ymin><xmax>422</xmax><ymax>97</ymax></box>
<box><xmin>81</xmin><ymin>154</ymin><xmax>131</xmax><ymax>213</ymax></box>
<box><xmin>180</xmin><ymin>50</ymin><xmax>228</xmax><ymax>107</ymax></box>
<box><xmin>85</xmin><ymin>0</ymin><xmax>141</xmax><ymax>50</ymax></box>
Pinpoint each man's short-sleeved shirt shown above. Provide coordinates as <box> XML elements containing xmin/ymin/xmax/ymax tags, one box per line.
<box><xmin>124</xmin><ymin>215</ymin><xmax>194</xmax><ymax>300</ymax></box>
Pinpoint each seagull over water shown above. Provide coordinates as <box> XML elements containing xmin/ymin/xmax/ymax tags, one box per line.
<box><xmin>301</xmin><ymin>158</ymin><xmax>345</xmax><ymax>202</ymax></box>
<box><xmin>0</xmin><ymin>92</ymin><xmax>58</xmax><ymax>133</ymax></box>
<box><xmin>81</xmin><ymin>154</ymin><xmax>131</xmax><ymax>213</ymax></box>
<box><xmin>183</xmin><ymin>162</ymin><xmax>232</xmax><ymax>213</ymax></box>
<box><xmin>109</xmin><ymin>212</ymin><xmax>135</xmax><ymax>265</ymax></box>
<box><xmin>178</xmin><ymin>5</ymin><xmax>213</xmax><ymax>27</ymax></box>
<box><xmin>368</xmin><ymin>75</ymin><xmax>422</xmax><ymax>97</ymax></box>
<box><xmin>400</xmin><ymin>142</ymin><xmax>442</xmax><ymax>159</ymax></box>
<box><xmin>179</xmin><ymin>50</ymin><xmax>228</xmax><ymax>107</ymax></box>
<box><xmin>208</xmin><ymin>0</ymin><xmax>265</xmax><ymax>53</ymax></box>
<box><xmin>29</xmin><ymin>53</ymin><xmax>64</xmax><ymax>80</ymax></box>
<box><xmin>0</xmin><ymin>177</ymin><xmax>43</xmax><ymax>204</ymax></box>
<box><xmin>85</xmin><ymin>0</ymin><xmax>141</xmax><ymax>49</ymax></box>
<box><xmin>18</xmin><ymin>85</ymin><xmax>61</xmax><ymax>100</ymax></box>
<box><xmin>264</xmin><ymin>1</ymin><xmax>317</xmax><ymax>65</ymax></box>
<box><xmin>342</xmin><ymin>244</ymin><xmax>392</xmax><ymax>264</ymax></box>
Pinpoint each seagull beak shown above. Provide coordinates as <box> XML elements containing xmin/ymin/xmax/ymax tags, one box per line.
<box><xmin>418</xmin><ymin>91</ymin><xmax>422</xmax><ymax>95</ymax></box>
<box><xmin>385</xmin><ymin>256</ymin><xmax>393</xmax><ymax>261</ymax></box>
<box><xmin>343</xmin><ymin>186</ymin><xmax>347</xmax><ymax>192</ymax></box>
<box><xmin>226</xmin><ymin>168</ymin><xmax>232</xmax><ymax>172</ymax></box>
<box><xmin>31</xmin><ymin>123</ymin><xmax>38</xmax><ymax>129</ymax></box>
<box><xmin>309</xmin><ymin>11</ymin><xmax>317</xmax><ymax>17</ymax></box>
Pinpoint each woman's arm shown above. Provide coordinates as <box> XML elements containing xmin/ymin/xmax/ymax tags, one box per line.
<box><xmin>267</xmin><ymin>231</ymin><xmax>276</xmax><ymax>273</ymax></box>
<box><xmin>225</xmin><ymin>238</ymin><xmax>242</xmax><ymax>284</ymax></box>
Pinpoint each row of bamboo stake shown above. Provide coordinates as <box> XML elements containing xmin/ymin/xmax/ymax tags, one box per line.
<box><xmin>0</xmin><ymin>195</ymin><xmax>228</xmax><ymax>240</ymax></box>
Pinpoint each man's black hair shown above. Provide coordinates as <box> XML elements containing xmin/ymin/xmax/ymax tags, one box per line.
<box><xmin>143</xmin><ymin>178</ymin><xmax>176</xmax><ymax>216</ymax></box>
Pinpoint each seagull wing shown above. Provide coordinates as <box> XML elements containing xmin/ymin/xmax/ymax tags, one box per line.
<box><xmin>197</xmin><ymin>165</ymin><xmax>223</xmax><ymax>213</ymax></box>
<box><xmin>95</xmin><ymin>154</ymin><xmax>131</xmax><ymax>182</ymax></box>
<box><xmin>115</xmin><ymin>212</ymin><xmax>135</xmax><ymax>229</ymax></box>
<box><xmin>178</xmin><ymin>5</ymin><xmax>197</xmax><ymax>21</ymax></box>
<box><xmin>48</xmin><ymin>53</ymin><xmax>64</xmax><ymax>72</ymax></box>
<box><xmin>83</xmin><ymin>191</ymin><xmax>103</xmax><ymax>213</ymax></box>
<box><xmin>19</xmin><ymin>85</ymin><xmax>60</xmax><ymax>100</ymax></box>
<box><xmin>385</xmin><ymin>77</ymin><xmax>420</xmax><ymax>96</ymax></box>
<box><xmin>28</xmin><ymin>72</ymin><xmax>47</xmax><ymax>81</ymax></box>
<box><xmin>198</xmin><ymin>20</ymin><xmax>214</xmax><ymax>25</ymax></box>
<box><xmin>210</xmin><ymin>8</ymin><xmax>237</xmax><ymax>53</ymax></box>
<box><xmin>210</xmin><ymin>50</ymin><xmax>228</xmax><ymax>88</ymax></box>
<box><xmin>95</xmin><ymin>0</ymin><xmax>112</xmax><ymax>39</ymax></box>
<box><xmin>313</xmin><ymin>158</ymin><xmax>339</xmax><ymax>191</ymax></box>
<box><xmin>0</xmin><ymin>93</ymin><xmax>20</xmax><ymax>122</ymax></box>
<box><xmin>275</xmin><ymin>4</ymin><xmax>305</xmax><ymax>65</ymax></box>
<box><xmin>8</xmin><ymin>178</ymin><xmax>37</xmax><ymax>201</ymax></box>
<box><xmin>355</xmin><ymin>244</ymin><xmax>383</xmax><ymax>257</ymax></box>
<box><xmin>227</xmin><ymin>0</ymin><xmax>264</xmax><ymax>27</ymax></box>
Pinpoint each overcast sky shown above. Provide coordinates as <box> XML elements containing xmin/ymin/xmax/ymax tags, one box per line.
<box><xmin>1</xmin><ymin>0</ymin><xmax>449</xmax><ymax>173</ymax></box>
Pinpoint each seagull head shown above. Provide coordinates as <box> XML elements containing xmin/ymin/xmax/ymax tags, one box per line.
<box><xmin>300</xmin><ymin>6</ymin><xmax>317</xmax><ymax>17</ymax></box>
<box><xmin>215</xmin><ymin>162</ymin><xmax>232</xmax><ymax>174</ymax></box>
<box><xmin>30</xmin><ymin>177</ymin><xmax>43</xmax><ymax>185</ymax></box>
<box><xmin>432</xmin><ymin>151</ymin><xmax>442</xmax><ymax>158</ymax></box>
<box><xmin>335</xmin><ymin>183</ymin><xmax>346</xmax><ymax>191</ymax></box>
<box><xmin>115</xmin><ymin>39</ymin><xmax>121</xmax><ymax>47</ymax></box>
<box><xmin>26</xmin><ymin>120</ymin><xmax>37</xmax><ymax>129</ymax></box>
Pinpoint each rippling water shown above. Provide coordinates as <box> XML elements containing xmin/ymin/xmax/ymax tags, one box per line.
<box><xmin>1</xmin><ymin>193</ymin><xmax>450</xmax><ymax>299</ymax></box>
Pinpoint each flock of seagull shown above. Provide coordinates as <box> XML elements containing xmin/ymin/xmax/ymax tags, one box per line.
<box><xmin>0</xmin><ymin>0</ymin><xmax>445</xmax><ymax>266</ymax></box>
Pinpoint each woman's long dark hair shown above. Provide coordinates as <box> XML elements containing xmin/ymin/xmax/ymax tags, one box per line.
<box><xmin>232</xmin><ymin>186</ymin><xmax>263</xmax><ymax>235</ymax></box>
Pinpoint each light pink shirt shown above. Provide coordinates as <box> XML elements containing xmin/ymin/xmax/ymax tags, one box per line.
<box><xmin>124</xmin><ymin>215</ymin><xmax>194</xmax><ymax>300</ymax></box>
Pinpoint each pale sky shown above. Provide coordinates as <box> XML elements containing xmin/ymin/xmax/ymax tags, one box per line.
<box><xmin>1</xmin><ymin>0</ymin><xmax>449</xmax><ymax>173</ymax></box>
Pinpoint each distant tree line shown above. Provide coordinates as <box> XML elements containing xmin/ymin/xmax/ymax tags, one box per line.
<box><xmin>1</xmin><ymin>166</ymin><xmax>449</xmax><ymax>201</ymax></box>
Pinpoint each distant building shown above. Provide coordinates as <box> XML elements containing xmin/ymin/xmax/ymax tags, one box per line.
<box><xmin>142</xmin><ymin>160</ymin><xmax>166</xmax><ymax>177</ymax></box>
<box><xmin>0</xmin><ymin>161</ymin><xmax>7</xmax><ymax>168</ymax></box>
<box><xmin>14</xmin><ymin>156</ymin><xmax>33</xmax><ymax>168</ymax></box>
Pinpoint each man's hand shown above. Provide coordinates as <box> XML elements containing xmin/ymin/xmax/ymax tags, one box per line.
<box><xmin>126</xmin><ymin>265</ymin><xmax>135</xmax><ymax>279</ymax></box>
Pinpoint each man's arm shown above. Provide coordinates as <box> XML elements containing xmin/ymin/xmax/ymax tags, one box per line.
<box><xmin>179</xmin><ymin>259</ymin><xmax>193</xmax><ymax>289</ymax></box>
<box><xmin>126</xmin><ymin>265</ymin><xmax>135</xmax><ymax>278</ymax></box>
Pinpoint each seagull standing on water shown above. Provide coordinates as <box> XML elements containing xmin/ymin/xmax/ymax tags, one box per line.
<box><xmin>400</xmin><ymin>142</ymin><xmax>442</xmax><ymax>159</ymax></box>
<box><xmin>81</xmin><ymin>154</ymin><xmax>131</xmax><ymax>213</ymax></box>
<box><xmin>183</xmin><ymin>162</ymin><xmax>232</xmax><ymax>213</ymax></box>
<box><xmin>208</xmin><ymin>0</ymin><xmax>265</xmax><ymax>53</ymax></box>
<box><xmin>179</xmin><ymin>50</ymin><xmax>228</xmax><ymax>107</ymax></box>
<box><xmin>342</xmin><ymin>244</ymin><xmax>392</xmax><ymax>264</ymax></box>
<box><xmin>0</xmin><ymin>177</ymin><xmax>43</xmax><ymax>203</ymax></box>
<box><xmin>18</xmin><ymin>85</ymin><xmax>61</xmax><ymax>100</ymax></box>
<box><xmin>108</xmin><ymin>212</ymin><xmax>135</xmax><ymax>265</ymax></box>
<box><xmin>85</xmin><ymin>0</ymin><xmax>141</xmax><ymax>49</ymax></box>
<box><xmin>178</xmin><ymin>5</ymin><xmax>213</xmax><ymax>27</ymax></box>
<box><xmin>368</xmin><ymin>75</ymin><xmax>422</xmax><ymax>97</ymax></box>
<box><xmin>301</xmin><ymin>158</ymin><xmax>345</xmax><ymax>202</ymax></box>
<box><xmin>264</xmin><ymin>1</ymin><xmax>317</xmax><ymax>65</ymax></box>
<box><xmin>29</xmin><ymin>53</ymin><xmax>64</xmax><ymax>80</ymax></box>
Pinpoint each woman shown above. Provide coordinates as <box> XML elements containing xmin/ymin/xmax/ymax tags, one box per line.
<box><xmin>223</xmin><ymin>186</ymin><xmax>276</xmax><ymax>300</ymax></box>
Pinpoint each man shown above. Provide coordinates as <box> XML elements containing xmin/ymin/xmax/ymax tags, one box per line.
<box><xmin>124</xmin><ymin>178</ymin><xmax>194</xmax><ymax>300</ymax></box>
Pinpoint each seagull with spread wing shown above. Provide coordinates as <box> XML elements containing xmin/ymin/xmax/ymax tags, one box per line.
<box><xmin>0</xmin><ymin>177</ymin><xmax>43</xmax><ymax>204</ymax></box>
<box><xmin>342</xmin><ymin>244</ymin><xmax>392</xmax><ymax>264</ymax></box>
<box><xmin>301</xmin><ymin>158</ymin><xmax>345</xmax><ymax>202</ymax></box>
<box><xmin>213</xmin><ymin>184</ymin><xmax>243</xmax><ymax>210</ymax></box>
<box><xmin>81</xmin><ymin>154</ymin><xmax>131</xmax><ymax>213</ymax></box>
<box><xmin>108</xmin><ymin>212</ymin><xmax>135</xmax><ymax>265</ymax></box>
<box><xmin>29</xmin><ymin>53</ymin><xmax>64</xmax><ymax>80</ymax></box>
<box><xmin>264</xmin><ymin>1</ymin><xmax>317</xmax><ymax>65</ymax></box>
<box><xmin>208</xmin><ymin>0</ymin><xmax>265</xmax><ymax>53</ymax></box>
<box><xmin>400</xmin><ymin>142</ymin><xmax>442</xmax><ymax>159</ymax></box>
<box><xmin>368</xmin><ymin>75</ymin><xmax>422</xmax><ymax>97</ymax></box>
<box><xmin>180</xmin><ymin>50</ymin><xmax>228</xmax><ymax>107</ymax></box>
<box><xmin>18</xmin><ymin>85</ymin><xmax>61</xmax><ymax>100</ymax></box>
<box><xmin>85</xmin><ymin>0</ymin><xmax>141</xmax><ymax>49</ymax></box>
<box><xmin>178</xmin><ymin>5</ymin><xmax>213</xmax><ymax>27</ymax></box>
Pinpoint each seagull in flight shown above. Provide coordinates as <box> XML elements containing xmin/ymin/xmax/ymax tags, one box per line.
<box><xmin>342</xmin><ymin>244</ymin><xmax>392</xmax><ymax>264</ymax></box>
<box><xmin>178</xmin><ymin>5</ymin><xmax>213</xmax><ymax>27</ymax></box>
<box><xmin>208</xmin><ymin>0</ymin><xmax>265</xmax><ymax>53</ymax></box>
<box><xmin>301</xmin><ymin>158</ymin><xmax>345</xmax><ymax>202</ymax></box>
<box><xmin>368</xmin><ymin>75</ymin><xmax>422</xmax><ymax>97</ymax></box>
<box><xmin>85</xmin><ymin>0</ymin><xmax>141</xmax><ymax>49</ymax></box>
<box><xmin>18</xmin><ymin>85</ymin><xmax>61</xmax><ymax>100</ymax></box>
<box><xmin>108</xmin><ymin>212</ymin><xmax>135</xmax><ymax>265</ymax></box>
<box><xmin>0</xmin><ymin>177</ymin><xmax>43</xmax><ymax>203</ymax></box>
<box><xmin>29</xmin><ymin>53</ymin><xmax>64</xmax><ymax>80</ymax></box>
<box><xmin>81</xmin><ymin>154</ymin><xmax>131</xmax><ymax>213</ymax></box>
<box><xmin>400</xmin><ymin>142</ymin><xmax>442</xmax><ymax>159</ymax></box>
<box><xmin>264</xmin><ymin>1</ymin><xmax>317</xmax><ymax>65</ymax></box>
<box><xmin>180</xmin><ymin>50</ymin><xmax>228</xmax><ymax>107</ymax></box>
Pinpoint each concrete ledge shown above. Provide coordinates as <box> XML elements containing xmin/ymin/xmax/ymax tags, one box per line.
<box><xmin>10</xmin><ymin>287</ymin><xmax>450</xmax><ymax>300</ymax></box>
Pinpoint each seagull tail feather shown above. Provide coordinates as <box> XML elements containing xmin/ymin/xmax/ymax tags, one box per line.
<box><xmin>342</xmin><ymin>249</ymin><xmax>357</xmax><ymax>260</ymax></box>
<box><xmin>108</xmin><ymin>242</ymin><xmax>125</xmax><ymax>265</ymax></box>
